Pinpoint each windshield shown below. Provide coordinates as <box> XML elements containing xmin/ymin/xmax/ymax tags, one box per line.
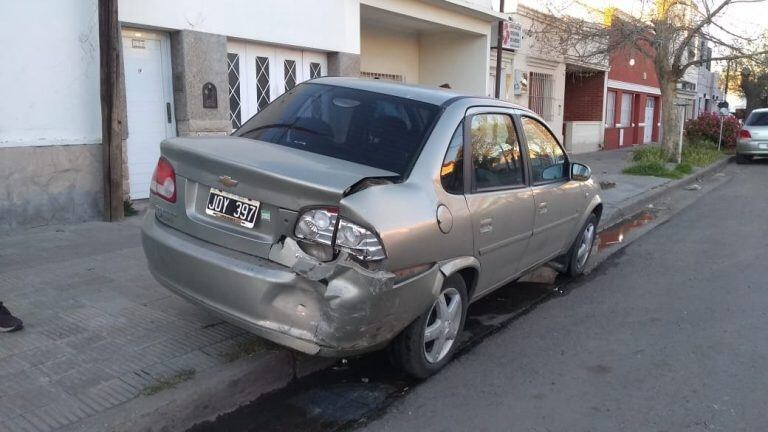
<box><xmin>745</xmin><ymin>111</ymin><xmax>768</xmax><ymax>126</ymax></box>
<box><xmin>234</xmin><ymin>83</ymin><xmax>441</xmax><ymax>176</ymax></box>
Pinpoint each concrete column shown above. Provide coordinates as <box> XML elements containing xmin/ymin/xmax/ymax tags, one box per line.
<box><xmin>327</xmin><ymin>52</ymin><xmax>360</xmax><ymax>77</ymax></box>
<box><xmin>170</xmin><ymin>30</ymin><xmax>231</xmax><ymax>136</ymax></box>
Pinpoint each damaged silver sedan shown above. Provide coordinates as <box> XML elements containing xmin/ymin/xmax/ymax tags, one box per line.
<box><xmin>141</xmin><ymin>77</ymin><xmax>602</xmax><ymax>378</ymax></box>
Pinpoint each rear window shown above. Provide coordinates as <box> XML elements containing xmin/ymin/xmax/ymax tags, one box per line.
<box><xmin>746</xmin><ymin>111</ymin><xmax>768</xmax><ymax>126</ymax></box>
<box><xmin>234</xmin><ymin>83</ymin><xmax>441</xmax><ymax>177</ymax></box>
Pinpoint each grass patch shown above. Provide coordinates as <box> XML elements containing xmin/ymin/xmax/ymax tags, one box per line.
<box><xmin>141</xmin><ymin>369</ymin><xmax>196</xmax><ymax>396</ymax></box>
<box><xmin>631</xmin><ymin>146</ymin><xmax>670</xmax><ymax>164</ymax></box>
<box><xmin>623</xmin><ymin>162</ymin><xmax>684</xmax><ymax>179</ymax></box>
<box><xmin>623</xmin><ymin>140</ymin><xmax>723</xmax><ymax>179</ymax></box>
<box><xmin>123</xmin><ymin>199</ymin><xmax>138</xmax><ymax>216</ymax></box>
<box><xmin>681</xmin><ymin>140</ymin><xmax>722</xmax><ymax>167</ymax></box>
<box><xmin>675</xmin><ymin>162</ymin><xmax>693</xmax><ymax>175</ymax></box>
<box><xmin>220</xmin><ymin>338</ymin><xmax>278</xmax><ymax>363</ymax></box>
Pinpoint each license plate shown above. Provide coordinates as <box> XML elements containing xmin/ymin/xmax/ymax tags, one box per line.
<box><xmin>205</xmin><ymin>188</ymin><xmax>260</xmax><ymax>229</ymax></box>
<box><xmin>759</xmin><ymin>143</ymin><xmax>768</xmax><ymax>149</ymax></box>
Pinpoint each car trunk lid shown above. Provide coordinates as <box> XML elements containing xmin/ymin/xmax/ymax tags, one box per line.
<box><xmin>158</xmin><ymin>136</ymin><xmax>397</xmax><ymax>258</ymax></box>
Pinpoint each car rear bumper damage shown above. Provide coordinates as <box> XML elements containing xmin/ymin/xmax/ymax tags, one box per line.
<box><xmin>141</xmin><ymin>210</ymin><xmax>442</xmax><ymax>356</ymax></box>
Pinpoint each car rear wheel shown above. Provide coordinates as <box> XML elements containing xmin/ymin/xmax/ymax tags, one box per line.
<box><xmin>736</xmin><ymin>153</ymin><xmax>751</xmax><ymax>164</ymax></box>
<box><xmin>389</xmin><ymin>274</ymin><xmax>468</xmax><ymax>379</ymax></box>
<box><xmin>565</xmin><ymin>213</ymin><xmax>598</xmax><ymax>277</ymax></box>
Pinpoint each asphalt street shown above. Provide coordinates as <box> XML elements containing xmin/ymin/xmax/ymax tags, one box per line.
<box><xmin>360</xmin><ymin>161</ymin><xmax>768</xmax><ymax>432</ymax></box>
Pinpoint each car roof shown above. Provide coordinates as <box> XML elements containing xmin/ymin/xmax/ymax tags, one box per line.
<box><xmin>310</xmin><ymin>76</ymin><xmax>530</xmax><ymax>112</ymax></box>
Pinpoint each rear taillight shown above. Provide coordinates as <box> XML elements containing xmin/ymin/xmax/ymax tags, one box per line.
<box><xmin>150</xmin><ymin>157</ymin><xmax>177</xmax><ymax>203</ymax></box>
<box><xmin>739</xmin><ymin>129</ymin><xmax>752</xmax><ymax>139</ymax></box>
<box><xmin>294</xmin><ymin>207</ymin><xmax>386</xmax><ymax>261</ymax></box>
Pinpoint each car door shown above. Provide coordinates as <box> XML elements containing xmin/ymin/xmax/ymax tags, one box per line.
<box><xmin>519</xmin><ymin>115</ymin><xmax>583</xmax><ymax>267</ymax></box>
<box><xmin>463</xmin><ymin>109</ymin><xmax>535</xmax><ymax>295</ymax></box>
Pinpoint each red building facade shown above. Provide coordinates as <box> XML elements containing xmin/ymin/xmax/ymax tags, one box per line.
<box><xmin>604</xmin><ymin>44</ymin><xmax>662</xmax><ymax>149</ymax></box>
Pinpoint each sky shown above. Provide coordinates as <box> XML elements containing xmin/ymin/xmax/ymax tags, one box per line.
<box><xmin>494</xmin><ymin>0</ymin><xmax>766</xmax><ymax>39</ymax></box>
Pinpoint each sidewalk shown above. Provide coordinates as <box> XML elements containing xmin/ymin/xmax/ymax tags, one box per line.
<box><xmin>0</xmin><ymin>147</ymin><xmax>729</xmax><ymax>432</ymax></box>
<box><xmin>573</xmin><ymin>145</ymin><xmax>729</xmax><ymax>228</ymax></box>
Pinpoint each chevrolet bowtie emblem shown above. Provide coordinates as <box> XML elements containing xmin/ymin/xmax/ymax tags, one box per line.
<box><xmin>217</xmin><ymin>175</ymin><xmax>239</xmax><ymax>188</ymax></box>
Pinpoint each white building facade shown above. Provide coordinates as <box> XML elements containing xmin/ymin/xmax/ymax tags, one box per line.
<box><xmin>0</xmin><ymin>0</ymin><xmax>500</xmax><ymax>228</ymax></box>
<box><xmin>488</xmin><ymin>6</ymin><xmax>609</xmax><ymax>153</ymax></box>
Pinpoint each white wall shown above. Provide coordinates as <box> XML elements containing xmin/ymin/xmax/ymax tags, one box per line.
<box><xmin>0</xmin><ymin>0</ymin><xmax>101</xmax><ymax>148</ymax></box>
<box><xmin>119</xmin><ymin>0</ymin><xmax>360</xmax><ymax>54</ymax></box>
<box><xmin>362</xmin><ymin>0</ymin><xmax>494</xmax><ymax>35</ymax></box>
<box><xmin>420</xmin><ymin>32</ymin><xmax>489</xmax><ymax>95</ymax></box>
<box><xmin>564</xmin><ymin>121</ymin><xmax>602</xmax><ymax>154</ymax></box>
<box><xmin>360</xmin><ymin>26</ymin><xmax>421</xmax><ymax>83</ymax></box>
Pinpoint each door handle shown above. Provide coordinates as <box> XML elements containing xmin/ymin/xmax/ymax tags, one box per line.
<box><xmin>537</xmin><ymin>202</ymin><xmax>548</xmax><ymax>214</ymax></box>
<box><xmin>166</xmin><ymin>102</ymin><xmax>172</xmax><ymax>124</ymax></box>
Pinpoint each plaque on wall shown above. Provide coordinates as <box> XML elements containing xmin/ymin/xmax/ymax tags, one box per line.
<box><xmin>202</xmin><ymin>82</ymin><xmax>217</xmax><ymax>109</ymax></box>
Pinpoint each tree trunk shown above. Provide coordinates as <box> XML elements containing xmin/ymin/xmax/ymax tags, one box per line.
<box><xmin>659</xmin><ymin>78</ymin><xmax>680</xmax><ymax>159</ymax></box>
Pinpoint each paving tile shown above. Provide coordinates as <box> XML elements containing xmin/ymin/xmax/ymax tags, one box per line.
<box><xmin>0</xmin><ymin>220</ymin><xmax>265</xmax><ymax>430</ymax></box>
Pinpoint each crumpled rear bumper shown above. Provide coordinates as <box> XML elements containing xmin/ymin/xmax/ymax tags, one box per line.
<box><xmin>141</xmin><ymin>211</ymin><xmax>442</xmax><ymax>356</ymax></box>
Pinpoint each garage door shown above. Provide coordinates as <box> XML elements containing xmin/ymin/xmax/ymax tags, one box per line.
<box><xmin>226</xmin><ymin>41</ymin><xmax>327</xmax><ymax>129</ymax></box>
<box><xmin>123</xmin><ymin>28</ymin><xmax>176</xmax><ymax>199</ymax></box>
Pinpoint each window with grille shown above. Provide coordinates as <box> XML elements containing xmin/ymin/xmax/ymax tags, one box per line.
<box><xmin>227</xmin><ymin>53</ymin><xmax>242</xmax><ymax>129</ymax></box>
<box><xmin>605</xmin><ymin>91</ymin><xmax>616</xmax><ymax>127</ymax></box>
<box><xmin>284</xmin><ymin>60</ymin><xmax>297</xmax><ymax>91</ymax></box>
<box><xmin>528</xmin><ymin>72</ymin><xmax>554</xmax><ymax>121</ymax></box>
<box><xmin>310</xmin><ymin>62</ymin><xmax>322</xmax><ymax>79</ymax></box>
<box><xmin>360</xmin><ymin>71</ymin><xmax>404</xmax><ymax>82</ymax></box>
<box><xmin>255</xmin><ymin>56</ymin><xmax>271</xmax><ymax>111</ymax></box>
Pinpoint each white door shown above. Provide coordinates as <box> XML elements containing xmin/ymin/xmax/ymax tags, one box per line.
<box><xmin>123</xmin><ymin>29</ymin><xmax>176</xmax><ymax>199</ymax></box>
<box><xmin>227</xmin><ymin>42</ymin><xmax>327</xmax><ymax>128</ymax></box>
<box><xmin>644</xmin><ymin>98</ymin><xmax>655</xmax><ymax>143</ymax></box>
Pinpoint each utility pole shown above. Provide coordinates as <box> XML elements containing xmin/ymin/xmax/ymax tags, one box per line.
<box><xmin>723</xmin><ymin>59</ymin><xmax>731</xmax><ymax>101</ymax></box>
<box><xmin>98</xmin><ymin>0</ymin><xmax>125</xmax><ymax>221</ymax></box>
<box><xmin>494</xmin><ymin>0</ymin><xmax>505</xmax><ymax>99</ymax></box>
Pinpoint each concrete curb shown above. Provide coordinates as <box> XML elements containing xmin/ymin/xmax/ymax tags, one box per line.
<box><xmin>598</xmin><ymin>156</ymin><xmax>732</xmax><ymax>231</ymax></box>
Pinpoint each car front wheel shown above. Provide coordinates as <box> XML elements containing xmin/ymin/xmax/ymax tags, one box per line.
<box><xmin>389</xmin><ymin>274</ymin><xmax>468</xmax><ymax>379</ymax></box>
<box><xmin>566</xmin><ymin>213</ymin><xmax>598</xmax><ymax>277</ymax></box>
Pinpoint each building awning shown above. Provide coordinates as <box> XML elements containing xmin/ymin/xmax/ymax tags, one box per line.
<box><xmin>422</xmin><ymin>0</ymin><xmax>506</xmax><ymax>21</ymax></box>
<box><xmin>607</xmin><ymin>79</ymin><xmax>661</xmax><ymax>96</ymax></box>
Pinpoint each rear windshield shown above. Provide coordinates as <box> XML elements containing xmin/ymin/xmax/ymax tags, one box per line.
<box><xmin>234</xmin><ymin>83</ymin><xmax>441</xmax><ymax>177</ymax></box>
<box><xmin>746</xmin><ymin>111</ymin><xmax>768</xmax><ymax>126</ymax></box>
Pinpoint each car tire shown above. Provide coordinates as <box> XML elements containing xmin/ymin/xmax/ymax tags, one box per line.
<box><xmin>566</xmin><ymin>213</ymin><xmax>598</xmax><ymax>277</ymax></box>
<box><xmin>388</xmin><ymin>274</ymin><xmax>468</xmax><ymax>379</ymax></box>
<box><xmin>736</xmin><ymin>153</ymin><xmax>750</xmax><ymax>164</ymax></box>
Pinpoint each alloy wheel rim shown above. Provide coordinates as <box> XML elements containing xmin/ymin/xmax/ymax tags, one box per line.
<box><xmin>423</xmin><ymin>287</ymin><xmax>462</xmax><ymax>364</ymax></box>
<box><xmin>576</xmin><ymin>223</ymin><xmax>595</xmax><ymax>269</ymax></box>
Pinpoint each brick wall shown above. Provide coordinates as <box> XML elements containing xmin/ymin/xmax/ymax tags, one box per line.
<box><xmin>564</xmin><ymin>72</ymin><xmax>605</xmax><ymax>122</ymax></box>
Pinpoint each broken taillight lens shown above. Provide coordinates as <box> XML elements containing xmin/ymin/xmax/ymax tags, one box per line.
<box><xmin>150</xmin><ymin>157</ymin><xmax>176</xmax><ymax>203</ymax></box>
<box><xmin>294</xmin><ymin>207</ymin><xmax>386</xmax><ymax>261</ymax></box>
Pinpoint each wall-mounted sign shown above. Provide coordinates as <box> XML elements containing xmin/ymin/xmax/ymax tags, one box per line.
<box><xmin>493</xmin><ymin>20</ymin><xmax>523</xmax><ymax>50</ymax></box>
<box><xmin>131</xmin><ymin>39</ymin><xmax>146</xmax><ymax>49</ymax></box>
<box><xmin>202</xmin><ymin>82</ymin><xmax>217</xmax><ymax>109</ymax></box>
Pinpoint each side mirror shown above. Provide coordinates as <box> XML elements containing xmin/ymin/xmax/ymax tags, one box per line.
<box><xmin>571</xmin><ymin>162</ymin><xmax>591</xmax><ymax>181</ymax></box>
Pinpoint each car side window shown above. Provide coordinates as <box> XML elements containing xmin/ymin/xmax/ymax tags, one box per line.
<box><xmin>440</xmin><ymin>124</ymin><xmax>464</xmax><ymax>194</ymax></box>
<box><xmin>470</xmin><ymin>114</ymin><xmax>524</xmax><ymax>190</ymax></box>
<box><xmin>522</xmin><ymin>116</ymin><xmax>567</xmax><ymax>183</ymax></box>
